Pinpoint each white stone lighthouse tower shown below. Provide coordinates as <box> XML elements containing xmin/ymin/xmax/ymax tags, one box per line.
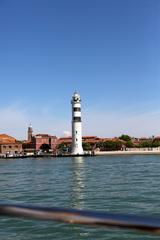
<box><xmin>71</xmin><ymin>92</ymin><xmax>84</xmax><ymax>155</ymax></box>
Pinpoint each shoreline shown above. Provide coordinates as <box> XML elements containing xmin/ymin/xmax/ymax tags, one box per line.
<box><xmin>1</xmin><ymin>151</ymin><xmax>160</xmax><ymax>159</ymax></box>
<box><xmin>95</xmin><ymin>151</ymin><xmax>160</xmax><ymax>156</ymax></box>
<box><xmin>0</xmin><ymin>153</ymin><xmax>94</xmax><ymax>159</ymax></box>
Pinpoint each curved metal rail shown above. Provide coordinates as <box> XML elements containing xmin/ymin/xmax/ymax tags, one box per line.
<box><xmin>0</xmin><ymin>204</ymin><xmax>160</xmax><ymax>234</ymax></box>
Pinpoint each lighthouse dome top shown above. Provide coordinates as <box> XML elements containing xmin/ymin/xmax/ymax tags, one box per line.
<box><xmin>72</xmin><ymin>91</ymin><xmax>81</xmax><ymax>102</ymax></box>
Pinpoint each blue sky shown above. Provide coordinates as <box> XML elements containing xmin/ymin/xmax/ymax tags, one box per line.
<box><xmin>0</xmin><ymin>0</ymin><xmax>160</xmax><ymax>139</ymax></box>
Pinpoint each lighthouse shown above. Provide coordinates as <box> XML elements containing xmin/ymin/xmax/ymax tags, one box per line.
<box><xmin>71</xmin><ymin>92</ymin><xmax>84</xmax><ymax>155</ymax></box>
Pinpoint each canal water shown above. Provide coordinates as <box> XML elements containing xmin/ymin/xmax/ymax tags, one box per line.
<box><xmin>0</xmin><ymin>155</ymin><xmax>160</xmax><ymax>239</ymax></box>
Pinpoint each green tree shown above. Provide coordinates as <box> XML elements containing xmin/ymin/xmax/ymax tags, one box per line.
<box><xmin>82</xmin><ymin>142</ymin><xmax>92</xmax><ymax>151</ymax></box>
<box><xmin>96</xmin><ymin>140</ymin><xmax>122</xmax><ymax>151</ymax></box>
<box><xmin>139</xmin><ymin>141</ymin><xmax>153</xmax><ymax>148</ymax></box>
<box><xmin>119</xmin><ymin>134</ymin><xmax>131</xmax><ymax>141</ymax></box>
<box><xmin>96</xmin><ymin>142</ymin><xmax>104</xmax><ymax>149</ymax></box>
<box><xmin>152</xmin><ymin>141</ymin><xmax>160</xmax><ymax>148</ymax></box>
<box><xmin>57</xmin><ymin>143</ymin><xmax>71</xmax><ymax>153</ymax></box>
<box><xmin>125</xmin><ymin>141</ymin><xmax>134</xmax><ymax>148</ymax></box>
<box><xmin>40</xmin><ymin>144</ymin><xmax>51</xmax><ymax>152</ymax></box>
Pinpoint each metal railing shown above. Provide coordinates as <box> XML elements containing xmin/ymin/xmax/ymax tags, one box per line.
<box><xmin>0</xmin><ymin>204</ymin><xmax>160</xmax><ymax>234</ymax></box>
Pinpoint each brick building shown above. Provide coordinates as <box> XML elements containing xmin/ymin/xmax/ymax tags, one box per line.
<box><xmin>33</xmin><ymin>134</ymin><xmax>57</xmax><ymax>152</ymax></box>
<box><xmin>23</xmin><ymin>134</ymin><xmax>58</xmax><ymax>153</ymax></box>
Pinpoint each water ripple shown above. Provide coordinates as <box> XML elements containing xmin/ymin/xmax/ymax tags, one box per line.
<box><xmin>0</xmin><ymin>155</ymin><xmax>160</xmax><ymax>239</ymax></box>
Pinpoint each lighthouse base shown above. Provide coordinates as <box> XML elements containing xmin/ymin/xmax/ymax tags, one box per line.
<box><xmin>71</xmin><ymin>153</ymin><xmax>84</xmax><ymax>156</ymax></box>
<box><xmin>71</xmin><ymin>149</ymin><xmax>84</xmax><ymax>156</ymax></box>
<box><xmin>71</xmin><ymin>146</ymin><xmax>84</xmax><ymax>155</ymax></box>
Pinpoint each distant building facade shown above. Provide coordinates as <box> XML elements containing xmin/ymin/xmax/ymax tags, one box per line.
<box><xmin>0</xmin><ymin>134</ymin><xmax>22</xmax><ymax>155</ymax></box>
<box><xmin>58</xmin><ymin>136</ymin><xmax>100</xmax><ymax>148</ymax></box>
<box><xmin>23</xmin><ymin>129</ymin><xmax>58</xmax><ymax>153</ymax></box>
<box><xmin>33</xmin><ymin>134</ymin><xmax>57</xmax><ymax>152</ymax></box>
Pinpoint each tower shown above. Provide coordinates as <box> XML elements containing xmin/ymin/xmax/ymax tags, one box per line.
<box><xmin>28</xmin><ymin>123</ymin><xmax>33</xmax><ymax>142</ymax></box>
<box><xmin>71</xmin><ymin>92</ymin><xmax>84</xmax><ymax>155</ymax></box>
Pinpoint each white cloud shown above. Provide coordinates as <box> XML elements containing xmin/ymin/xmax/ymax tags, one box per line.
<box><xmin>63</xmin><ymin>131</ymin><xmax>71</xmax><ymax>137</ymax></box>
<box><xmin>0</xmin><ymin>104</ymin><xmax>70</xmax><ymax>140</ymax></box>
<box><xmin>0</xmin><ymin>103</ymin><xmax>160</xmax><ymax>140</ymax></box>
<box><xmin>83</xmin><ymin>108</ymin><xmax>160</xmax><ymax>138</ymax></box>
<box><xmin>0</xmin><ymin>105</ymin><xmax>28</xmax><ymax>139</ymax></box>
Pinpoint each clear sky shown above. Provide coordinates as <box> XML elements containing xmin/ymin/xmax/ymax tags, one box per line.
<box><xmin>0</xmin><ymin>0</ymin><xmax>160</xmax><ymax>139</ymax></box>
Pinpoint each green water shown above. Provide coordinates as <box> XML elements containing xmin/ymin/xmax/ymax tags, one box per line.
<box><xmin>0</xmin><ymin>155</ymin><xmax>160</xmax><ymax>239</ymax></box>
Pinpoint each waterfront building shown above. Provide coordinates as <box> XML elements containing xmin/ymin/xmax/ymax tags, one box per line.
<box><xmin>33</xmin><ymin>134</ymin><xmax>57</xmax><ymax>152</ymax></box>
<box><xmin>23</xmin><ymin>132</ymin><xmax>57</xmax><ymax>154</ymax></box>
<box><xmin>153</xmin><ymin>136</ymin><xmax>160</xmax><ymax>141</ymax></box>
<box><xmin>22</xmin><ymin>141</ymin><xmax>35</xmax><ymax>154</ymax></box>
<box><xmin>71</xmin><ymin>92</ymin><xmax>84</xmax><ymax>155</ymax></box>
<box><xmin>58</xmin><ymin>137</ymin><xmax>72</xmax><ymax>145</ymax></box>
<box><xmin>58</xmin><ymin>136</ymin><xmax>100</xmax><ymax>153</ymax></box>
<box><xmin>58</xmin><ymin>136</ymin><xmax>100</xmax><ymax>145</ymax></box>
<box><xmin>0</xmin><ymin>134</ymin><xmax>22</xmax><ymax>156</ymax></box>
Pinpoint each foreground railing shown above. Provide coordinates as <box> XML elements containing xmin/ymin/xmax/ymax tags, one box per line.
<box><xmin>0</xmin><ymin>204</ymin><xmax>160</xmax><ymax>234</ymax></box>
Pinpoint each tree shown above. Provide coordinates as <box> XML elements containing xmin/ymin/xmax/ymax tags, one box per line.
<box><xmin>82</xmin><ymin>142</ymin><xmax>92</xmax><ymax>151</ymax></box>
<box><xmin>40</xmin><ymin>144</ymin><xmax>51</xmax><ymax>152</ymax></box>
<box><xmin>96</xmin><ymin>140</ymin><xmax>122</xmax><ymax>151</ymax></box>
<box><xmin>152</xmin><ymin>141</ymin><xmax>160</xmax><ymax>148</ymax></box>
<box><xmin>152</xmin><ymin>139</ymin><xmax>160</xmax><ymax>148</ymax></box>
<box><xmin>125</xmin><ymin>141</ymin><xmax>134</xmax><ymax>148</ymax></box>
<box><xmin>57</xmin><ymin>142</ymin><xmax>71</xmax><ymax>153</ymax></box>
<box><xmin>96</xmin><ymin>142</ymin><xmax>104</xmax><ymax>149</ymax></box>
<box><xmin>139</xmin><ymin>141</ymin><xmax>152</xmax><ymax>148</ymax></box>
<box><xmin>119</xmin><ymin>134</ymin><xmax>131</xmax><ymax>141</ymax></box>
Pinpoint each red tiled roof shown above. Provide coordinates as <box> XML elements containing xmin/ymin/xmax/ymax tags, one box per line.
<box><xmin>36</xmin><ymin>134</ymin><xmax>50</xmax><ymax>137</ymax></box>
<box><xmin>82</xmin><ymin>136</ymin><xmax>98</xmax><ymax>139</ymax></box>
<box><xmin>35</xmin><ymin>134</ymin><xmax>57</xmax><ymax>138</ymax></box>
<box><xmin>59</xmin><ymin>137</ymin><xmax>72</xmax><ymax>140</ymax></box>
<box><xmin>154</xmin><ymin>136</ymin><xmax>160</xmax><ymax>139</ymax></box>
<box><xmin>0</xmin><ymin>134</ymin><xmax>16</xmax><ymax>144</ymax></box>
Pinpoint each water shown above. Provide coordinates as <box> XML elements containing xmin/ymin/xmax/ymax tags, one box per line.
<box><xmin>0</xmin><ymin>155</ymin><xmax>160</xmax><ymax>239</ymax></box>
